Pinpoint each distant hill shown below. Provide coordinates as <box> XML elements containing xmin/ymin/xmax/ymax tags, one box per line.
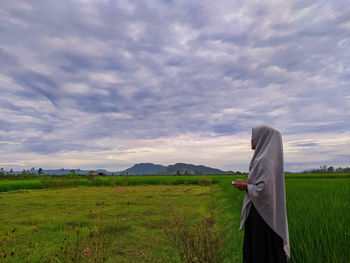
<box><xmin>164</xmin><ymin>163</ymin><xmax>233</xmax><ymax>175</ymax></box>
<box><xmin>122</xmin><ymin>163</ymin><xmax>166</xmax><ymax>175</ymax></box>
<box><xmin>118</xmin><ymin>162</ymin><xmax>233</xmax><ymax>175</ymax></box>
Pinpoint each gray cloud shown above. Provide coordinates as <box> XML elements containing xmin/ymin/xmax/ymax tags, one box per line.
<box><xmin>0</xmin><ymin>0</ymin><xmax>349</xmax><ymax>171</ymax></box>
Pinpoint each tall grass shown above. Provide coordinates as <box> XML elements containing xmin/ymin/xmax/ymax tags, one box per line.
<box><xmin>286</xmin><ymin>178</ymin><xmax>350</xmax><ymax>263</ymax></box>
<box><xmin>0</xmin><ymin>176</ymin><xmax>221</xmax><ymax>193</ymax></box>
<box><xmin>0</xmin><ymin>180</ymin><xmax>43</xmax><ymax>192</ymax></box>
<box><xmin>0</xmin><ymin>174</ymin><xmax>348</xmax><ymax>193</ymax></box>
<box><xmin>215</xmin><ymin>177</ymin><xmax>350</xmax><ymax>263</ymax></box>
<box><xmin>285</xmin><ymin>173</ymin><xmax>350</xmax><ymax>179</ymax></box>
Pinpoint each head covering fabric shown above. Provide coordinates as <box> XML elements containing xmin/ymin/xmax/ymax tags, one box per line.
<box><xmin>239</xmin><ymin>125</ymin><xmax>290</xmax><ymax>261</ymax></box>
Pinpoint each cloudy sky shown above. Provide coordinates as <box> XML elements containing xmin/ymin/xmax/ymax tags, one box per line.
<box><xmin>0</xmin><ymin>0</ymin><xmax>349</xmax><ymax>172</ymax></box>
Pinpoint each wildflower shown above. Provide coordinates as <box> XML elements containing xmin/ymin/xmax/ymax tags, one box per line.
<box><xmin>0</xmin><ymin>252</ymin><xmax>5</xmax><ymax>257</ymax></box>
<box><xmin>32</xmin><ymin>226</ymin><xmax>38</xmax><ymax>232</ymax></box>
<box><xmin>83</xmin><ymin>247</ymin><xmax>91</xmax><ymax>256</ymax></box>
<box><xmin>83</xmin><ymin>247</ymin><xmax>91</xmax><ymax>253</ymax></box>
<box><xmin>116</xmin><ymin>189</ymin><xmax>122</xmax><ymax>192</ymax></box>
<box><xmin>122</xmin><ymin>217</ymin><xmax>126</xmax><ymax>222</ymax></box>
<box><xmin>45</xmin><ymin>244</ymin><xmax>49</xmax><ymax>247</ymax></box>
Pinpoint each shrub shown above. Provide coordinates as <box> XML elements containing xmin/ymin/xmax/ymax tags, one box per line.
<box><xmin>121</xmin><ymin>178</ymin><xmax>128</xmax><ymax>186</ymax></box>
<box><xmin>198</xmin><ymin>178</ymin><xmax>212</xmax><ymax>186</ymax></box>
<box><xmin>163</xmin><ymin>209</ymin><xmax>224</xmax><ymax>263</ymax></box>
<box><xmin>40</xmin><ymin>177</ymin><xmax>67</xmax><ymax>188</ymax></box>
<box><xmin>109</xmin><ymin>177</ymin><xmax>116</xmax><ymax>187</ymax></box>
<box><xmin>86</xmin><ymin>174</ymin><xmax>95</xmax><ymax>181</ymax></box>
<box><xmin>91</xmin><ymin>177</ymin><xmax>104</xmax><ymax>186</ymax></box>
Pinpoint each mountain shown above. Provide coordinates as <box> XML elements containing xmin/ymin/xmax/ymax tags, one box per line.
<box><xmin>122</xmin><ymin>163</ymin><xmax>166</xmax><ymax>175</ymax></box>
<box><xmin>119</xmin><ymin>162</ymin><xmax>233</xmax><ymax>175</ymax></box>
<box><xmin>164</xmin><ymin>163</ymin><xmax>233</xmax><ymax>175</ymax></box>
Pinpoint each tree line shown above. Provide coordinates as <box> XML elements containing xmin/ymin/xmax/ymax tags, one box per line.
<box><xmin>306</xmin><ymin>165</ymin><xmax>350</xmax><ymax>174</ymax></box>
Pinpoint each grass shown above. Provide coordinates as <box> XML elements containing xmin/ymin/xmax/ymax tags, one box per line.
<box><xmin>0</xmin><ymin>176</ymin><xmax>349</xmax><ymax>262</ymax></box>
<box><xmin>163</xmin><ymin>186</ymin><xmax>226</xmax><ymax>263</ymax></box>
<box><xmin>285</xmin><ymin>178</ymin><xmax>350</xmax><ymax>263</ymax></box>
<box><xmin>285</xmin><ymin>173</ymin><xmax>350</xmax><ymax>179</ymax></box>
<box><xmin>0</xmin><ymin>180</ymin><xmax>43</xmax><ymax>192</ymax></box>
<box><xmin>0</xmin><ymin>176</ymin><xmax>220</xmax><ymax>193</ymax></box>
<box><xmin>0</xmin><ymin>175</ymin><xmax>224</xmax><ymax>194</ymax></box>
<box><xmin>1</xmin><ymin>173</ymin><xmax>348</xmax><ymax>193</ymax></box>
<box><xmin>0</xmin><ymin>184</ymin><xmax>221</xmax><ymax>262</ymax></box>
<box><xmin>216</xmin><ymin>177</ymin><xmax>350</xmax><ymax>263</ymax></box>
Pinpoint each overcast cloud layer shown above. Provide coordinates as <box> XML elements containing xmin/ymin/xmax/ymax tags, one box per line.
<box><xmin>0</xmin><ymin>0</ymin><xmax>349</xmax><ymax>172</ymax></box>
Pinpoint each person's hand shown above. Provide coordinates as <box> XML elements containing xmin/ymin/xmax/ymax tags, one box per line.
<box><xmin>234</xmin><ymin>179</ymin><xmax>248</xmax><ymax>191</ymax></box>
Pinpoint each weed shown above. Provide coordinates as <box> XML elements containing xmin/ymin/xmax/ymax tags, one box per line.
<box><xmin>55</xmin><ymin>201</ymin><xmax>116</xmax><ymax>263</ymax></box>
<box><xmin>162</xmin><ymin>193</ymin><xmax>225</xmax><ymax>263</ymax></box>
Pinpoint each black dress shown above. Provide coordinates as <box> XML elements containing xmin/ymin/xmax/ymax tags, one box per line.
<box><xmin>243</xmin><ymin>203</ymin><xmax>287</xmax><ymax>263</ymax></box>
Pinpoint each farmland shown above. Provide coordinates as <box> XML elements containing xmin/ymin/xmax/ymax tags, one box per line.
<box><xmin>0</xmin><ymin>175</ymin><xmax>349</xmax><ymax>262</ymax></box>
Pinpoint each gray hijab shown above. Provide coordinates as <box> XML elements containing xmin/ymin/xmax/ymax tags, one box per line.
<box><xmin>239</xmin><ymin>125</ymin><xmax>290</xmax><ymax>261</ymax></box>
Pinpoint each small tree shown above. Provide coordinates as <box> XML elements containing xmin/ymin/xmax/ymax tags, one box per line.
<box><xmin>322</xmin><ymin>165</ymin><xmax>327</xmax><ymax>172</ymax></box>
<box><xmin>327</xmin><ymin>166</ymin><xmax>334</xmax><ymax>173</ymax></box>
<box><xmin>38</xmin><ymin>168</ymin><xmax>43</xmax><ymax>175</ymax></box>
<box><xmin>185</xmin><ymin>170</ymin><xmax>192</xmax><ymax>176</ymax></box>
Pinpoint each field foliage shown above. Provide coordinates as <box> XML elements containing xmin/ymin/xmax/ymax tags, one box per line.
<box><xmin>0</xmin><ymin>175</ymin><xmax>349</xmax><ymax>263</ymax></box>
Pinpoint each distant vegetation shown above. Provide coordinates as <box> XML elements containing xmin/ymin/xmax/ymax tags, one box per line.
<box><xmin>0</xmin><ymin>176</ymin><xmax>220</xmax><ymax>193</ymax></box>
<box><xmin>307</xmin><ymin>165</ymin><xmax>350</xmax><ymax>174</ymax></box>
<box><xmin>1</xmin><ymin>164</ymin><xmax>349</xmax><ymax>179</ymax></box>
<box><xmin>0</xmin><ymin>162</ymin><xmax>235</xmax><ymax>178</ymax></box>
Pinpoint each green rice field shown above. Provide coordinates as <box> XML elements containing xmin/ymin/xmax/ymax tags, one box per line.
<box><xmin>0</xmin><ymin>175</ymin><xmax>349</xmax><ymax>262</ymax></box>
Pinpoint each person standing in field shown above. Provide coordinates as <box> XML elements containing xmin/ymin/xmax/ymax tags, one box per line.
<box><xmin>234</xmin><ymin>125</ymin><xmax>290</xmax><ymax>262</ymax></box>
